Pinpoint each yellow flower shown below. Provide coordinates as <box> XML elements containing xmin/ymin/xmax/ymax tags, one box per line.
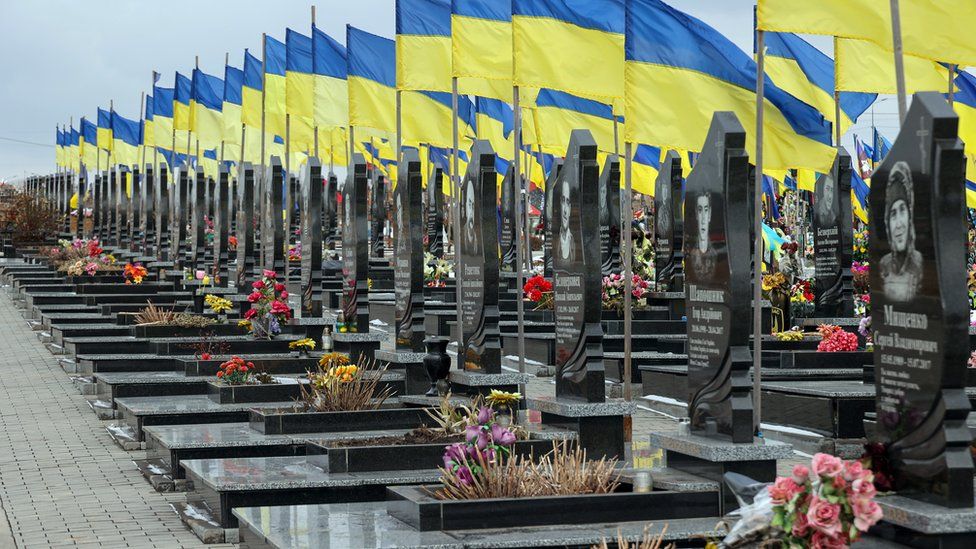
<box><xmin>237</xmin><ymin>319</ymin><xmax>251</xmax><ymax>330</ymax></box>
<box><xmin>318</xmin><ymin>352</ymin><xmax>350</xmax><ymax>368</ymax></box>
<box><xmin>289</xmin><ymin>338</ymin><xmax>317</xmax><ymax>351</ymax></box>
<box><xmin>485</xmin><ymin>389</ymin><xmax>522</xmax><ymax>407</ymax></box>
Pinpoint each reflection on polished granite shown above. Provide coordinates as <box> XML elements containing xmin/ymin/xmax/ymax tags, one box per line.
<box><xmin>182</xmin><ymin>456</ymin><xmax>440</xmax><ymax>491</ymax></box>
<box><xmin>115</xmin><ymin>395</ymin><xmax>295</xmax><ymax>415</ymax></box>
<box><xmin>233</xmin><ymin>502</ymin><xmax>727</xmax><ymax>548</ymax></box>
<box><xmin>144</xmin><ymin>421</ymin><xmax>412</xmax><ymax>449</ymax></box>
<box><xmin>94</xmin><ymin>371</ymin><xmax>210</xmax><ymax>384</ymax></box>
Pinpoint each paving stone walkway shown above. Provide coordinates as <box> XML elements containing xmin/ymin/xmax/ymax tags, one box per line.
<box><xmin>0</xmin><ymin>288</ymin><xmax>231</xmax><ymax>549</ymax></box>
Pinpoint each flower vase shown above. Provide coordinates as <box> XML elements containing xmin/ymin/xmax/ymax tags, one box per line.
<box><xmin>423</xmin><ymin>336</ymin><xmax>451</xmax><ymax>396</ymax></box>
<box><xmin>493</xmin><ymin>404</ymin><xmax>516</xmax><ymax>428</ymax></box>
<box><xmin>251</xmin><ymin>316</ymin><xmax>273</xmax><ymax>340</ymax></box>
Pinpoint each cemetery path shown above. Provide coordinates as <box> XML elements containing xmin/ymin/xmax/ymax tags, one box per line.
<box><xmin>0</xmin><ymin>290</ymin><xmax>234</xmax><ymax>549</ymax></box>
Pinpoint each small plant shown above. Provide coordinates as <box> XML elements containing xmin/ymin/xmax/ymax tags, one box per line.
<box><xmin>252</xmin><ymin>371</ymin><xmax>277</xmax><ymax>385</ymax></box>
<box><xmin>774</xmin><ymin>329</ymin><xmax>804</xmax><ymax>342</ymax></box>
<box><xmin>523</xmin><ymin>275</ymin><xmax>554</xmax><ymax>310</ymax></box>
<box><xmin>816</xmin><ymin>324</ymin><xmax>858</xmax><ymax>352</ymax></box>
<box><xmin>300</xmin><ymin>356</ymin><xmax>392</xmax><ymax>412</ymax></box>
<box><xmin>180</xmin><ymin>330</ymin><xmax>230</xmax><ymax>360</ymax></box>
<box><xmin>204</xmin><ymin>294</ymin><xmax>233</xmax><ymax>315</ymax></box>
<box><xmin>172</xmin><ymin>313</ymin><xmax>217</xmax><ymax>329</ymax></box>
<box><xmin>123</xmin><ymin>262</ymin><xmax>147</xmax><ymax>284</ymax></box>
<box><xmin>769</xmin><ymin>453</ymin><xmax>882</xmax><ymax>547</ymax></box>
<box><xmin>423</xmin><ymin>394</ymin><xmax>481</xmax><ymax>436</ymax></box>
<box><xmin>134</xmin><ymin>302</ymin><xmax>177</xmax><ymax>325</ymax></box>
<box><xmin>289</xmin><ymin>338</ymin><xmax>317</xmax><ymax>352</ymax></box>
<box><xmin>217</xmin><ymin>356</ymin><xmax>254</xmax><ymax>385</ymax></box>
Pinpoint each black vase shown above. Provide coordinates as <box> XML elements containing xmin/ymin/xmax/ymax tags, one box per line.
<box><xmin>423</xmin><ymin>336</ymin><xmax>451</xmax><ymax>396</ymax></box>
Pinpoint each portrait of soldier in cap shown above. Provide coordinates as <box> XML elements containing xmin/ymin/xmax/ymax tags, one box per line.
<box><xmin>879</xmin><ymin>161</ymin><xmax>923</xmax><ymax>302</ymax></box>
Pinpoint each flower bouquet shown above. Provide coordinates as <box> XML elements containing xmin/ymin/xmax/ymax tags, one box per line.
<box><xmin>602</xmin><ymin>273</ymin><xmax>650</xmax><ymax>313</ymax></box>
<box><xmin>204</xmin><ymin>294</ymin><xmax>233</xmax><ymax>320</ymax></box>
<box><xmin>289</xmin><ymin>337</ymin><xmax>317</xmax><ymax>356</ymax></box>
<box><xmin>244</xmin><ymin>270</ymin><xmax>291</xmax><ymax>339</ymax></box>
<box><xmin>522</xmin><ymin>275</ymin><xmax>553</xmax><ymax>310</ymax></box>
<box><xmin>816</xmin><ymin>324</ymin><xmax>858</xmax><ymax>352</ymax></box>
<box><xmin>216</xmin><ymin>356</ymin><xmax>255</xmax><ymax>385</ymax></box>
<box><xmin>123</xmin><ymin>262</ymin><xmax>147</xmax><ymax>284</ymax></box>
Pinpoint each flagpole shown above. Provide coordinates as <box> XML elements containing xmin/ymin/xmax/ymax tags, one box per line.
<box><xmin>523</xmin><ymin>144</ymin><xmax>533</xmax><ymax>272</ymax></box>
<box><xmin>833</xmin><ymin>90</ymin><xmax>842</xmax><ymax>147</ymax></box>
<box><xmin>949</xmin><ymin>64</ymin><xmax>957</xmax><ymax>106</ymax></box>
<box><xmin>753</xmin><ymin>28</ymin><xmax>766</xmax><ymax>431</ymax></box>
<box><xmin>889</xmin><ymin>0</ymin><xmax>907</xmax><ymax>122</ymax></box>
<box><xmin>512</xmin><ymin>86</ymin><xmax>527</xmax><ymax>383</ymax></box>
<box><xmin>623</xmin><ymin>143</ymin><xmax>633</xmax><ymax>402</ymax></box>
<box><xmin>312</xmin><ymin>6</ymin><xmax>320</xmax><ymax>161</ymax></box>
<box><xmin>451</xmin><ymin>77</ymin><xmax>464</xmax><ymax>355</ymax></box>
<box><xmin>260</xmin><ymin>34</ymin><xmax>268</xmax><ymax>174</ymax></box>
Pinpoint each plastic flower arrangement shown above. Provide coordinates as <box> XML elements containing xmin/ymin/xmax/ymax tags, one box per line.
<box><xmin>602</xmin><ymin>273</ymin><xmax>650</xmax><ymax>312</ymax></box>
<box><xmin>631</xmin><ymin>229</ymin><xmax>656</xmax><ymax>281</ymax></box>
<box><xmin>216</xmin><ymin>356</ymin><xmax>255</xmax><ymax>385</ymax></box>
<box><xmin>852</xmin><ymin>229</ymin><xmax>869</xmax><ymax>263</ymax></box>
<box><xmin>774</xmin><ymin>329</ymin><xmax>804</xmax><ymax>342</ymax></box>
<box><xmin>228</xmin><ymin>235</ymin><xmax>238</xmax><ymax>250</ymax></box>
<box><xmin>237</xmin><ymin>319</ymin><xmax>251</xmax><ymax>330</ymax></box>
<box><xmin>769</xmin><ymin>453</ymin><xmax>882</xmax><ymax>548</ymax></box>
<box><xmin>204</xmin><ymin>215</ymin><xmax>215</xmax><ymax>242</ymax></box>
<box><xmin>789</xmin><ymin>280</ymin><xmax>814</xmax><ymax>303</ymax></box>
<box><xmin>852</xmin><ymin>262</ymin><xmax>870</xmax><ymax>295</ymax></box>
<box><xmin>816</xmin><ymin>324</ymin><xmax>858</xmax><ymax>352</ymax></box>
<box><xmin>289</xmin><ymin>337</ymin><xmax>317</xmax><ymax>352</ymax></box>
<box><xmin>440</xmin><ymin>406</ymin><xmax>518</xmax><ymax>489</ymax></box>
<box><xmin>522</xmin><ymin>275</ymin><xmax>554</xmax><ymax>310</ymax></box>
<box><xmin>424</xmin><ymin>253</ymin><xmax>454</xmax><ymax>287</ymax></box>
<box><xmin>761</xmin><ymin>272</ymin><xmax>788</xmax><ymax>295</ymax></box>
<box><xmin>244</xmin><ymin>270</ymin><xmax>290</xmax><ymax>338</ymax></box>
<box><xmin>485</xmin><ymin>389</ymin><xmax>522</xmax><ymax>408</ymax></box>
<box><xmin>204</xmin><ymin>294</ymin><xmax>233</xmax><ymax>315</ymax></box>
<box><xmin>288</xmin><ymin>242</ymin><xmax>302</xmax><ymax>261</ymax></box>
<box><xmin>123</xmin><ymin>262</ymin><xmax>147</xmax><ymax>284</ymax></box>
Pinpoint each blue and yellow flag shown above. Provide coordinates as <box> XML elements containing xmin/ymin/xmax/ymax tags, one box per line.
<box><xmin>396</xmin><ymin>0</ymin><xmax>451</xmax><ymax>93</ymax></box>
<box><xmin>174</xmin><ymin>72</ymin><xmax>192</xmax><ymax>132</ymax></box>
<box><xmin>762</xmin><ymin>32</ymin><xmax>875</xmax><ymax>137</ymax></box>
<box><xmin>451</xmin><ymin>0</ymin><xmax>512</xmax><ymax>100</ymax></box>
<box><xmin>67</xmin><ymin>125</ymin><xmax>80</xmax><ymax>171</ymax></box>
<box><xmin>286</xmin><ymin>29</ymin><xmax>315</xmax><ymax>152</ymax></box>
<box><xmin>55</xmin><ymin>128</ymin><xmax>64</xmax><ymax>167</ymax></box>
<box><xmin>111</xmin><ymin>111</ymin><xmax>141</xmax><ymax>167</ymax></box>
<box><xmin>242</xmin><ymin>50</ymin><xmax>263</xmax><ymax>130</ymax></box>
<box><xmin>534</xmin><ymin>88</ymin><xmax>618</xmax><ymax>155</ymax></box>
<box><xmin>97</xmin><ymin>108</ymin><xmax>113</xmax><ymax>152</ymax></box>
<box><xmin>80</xmin><ymin>117</ymin><xmax>98</xmax><ymax>169</ymax></box>
<box><xmin>223</xmin><ymin>64</ymin><xmax>243</xmax><ymax>157</ymax></box>
<box><xmin>631</xmin><ymin>143</ymin><xmax>661</xmax><ymax>196</ymax></box>
<box><xmin>835</xmin><ymin>37</ymin><xmax>954</xmax><ymax>95</ymax></box>
<box><xmin>871</xmin><ymin>128</ymin><xmax>892</xmax><ymax>164</ymax></box>
<box><xmin>475</xmin><ymin>97</ymin><xmax>514</xmax><ymax>160</ymax></box>
<box><xmin>851</xmin><ymin>166</ymin><xmax>870</xmax><ymax>224</ymax></box>
<box><xmin>757</xmin><ymin>0</ymin><xmax>976</xmax><ymax>68</ymax></box>
<box><xmin>625</xmin><ymin>0</ymin><xmax>835</xmax><ymax>173</ymax></box>
<box><xmin>143</xmin><ymin>94</ymin><xmax>154</xmax><ymax>151</ymax></box>
<box><xmin>191</xmin><ymin>68</ymin><xmax>224</xmax><ymax>151</ymax></box>
<box><xmin>264</xmin><ymin>35</ymin><xmax>288</xmax><ymax>140</ymax></box>
<box><xmin>347</xmin><ymin>25</ymin><xmax>396</xmax><ymax>134</ymax></box>
<box><xmin>312</xmin><ymin>25</ymin><xmax>349</xmax><ymax>133</ymax></box>
<box><xmin>152</xmin><ymin>86</ymin><xmax>175</xmax><ymax>156</ymax></box>
<box><xmin>952</xmin><ymin>70</ymin><xmax>976</xmax><ymax>209</ymax></box>
<box><xmin>402</xmin><ymin>90</ymin><xmax>475</xmax><ymax>148</ymax></box>
<box><xmin>513</xmin><ymin>0</ymin><xmax>624</xmax><ymax>103</ymax></box>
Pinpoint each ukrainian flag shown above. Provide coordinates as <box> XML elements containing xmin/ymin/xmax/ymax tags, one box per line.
<box><xmin>55</xmin><ymin>128</ymin><xmax>64</xmax><ymax>167</ymax></box>
<box><xmin>475</xmin><ymin>97</ymin><xmax>513</xmax><ymax>160</ymax></box>
<box><xmin>174</xmin><ymin>72</ymin><xmax>192</xmax><ymax>132</ymax></box>
<box><xmin>796</xmin><ymin>168</ymin><xmax>816</xmax><ymax>192</ymax></box>
<box><xmin>223</xmin><ymin>64</ymin><xmax>243</xmax><ymax>159</ymax></box>
<box><xmin>143</xmin><ymin>95</ymin><xmax>154</xmax><ymax>149</ymax></box>
<box><xmin>762</xmin><ymin>32</ymin><xmax>875</xmax><ymax>137</ymax></box>
<box><xmin>347</xmin><ymin>25</ymin><xmax>397</xmax><ymax>134</ymax></box>
<box><xmin>513</xmin><ymin>0</ymin><xmax>624</xmax><ymax>103</ymax></box>
<box><xmin>631</xmin><ymin>143</ymin><xmax>661</xmax><ymax>196</ymax></box>
<box><xmin>534</xmin><ymin>88</ymin><xmax>618</xmax><ymax>155</ymax></box>
<box><xmin>97</xmin><ymin>108</ymin><xmax>113</xmax><ymax>152</ymax></box>
<box><xmin>757</xmin><ymin>0</ymin><xmax>976</xmax><ymax>68</ymax></box>
<box><xmin>241</xmin><ymin>50</ymin><xmax>265</xmax><ymax>163</ymax></box>
<box><xmin>286</xmin><ymin>29</ymin><xmax>315</xmax><ymax>152</ymax></box>
<box><xmin>264</xmin><ymin>35</ymin><xmax>288</xmax><ymax>140</ymax></box>
<box><xmin>396</xmin><ymin>0</ymin><xmax>451</xmax><ymax>93</ymax></box>
<box><xmin>451</xmin><ymin>0</ymin><xmax>512</xmax><ymax>101</ymax></box>
<box><xmin>835</xmin><ymin>38</ymin><xmax>954</xmax><ymax>95</ymax></box>
<box><xmin>402</xmin><ymin>90</ymin><xmax>475</xmax><ymax>148</ymax></box>
<box><xmin>81</xmin><ymin>118</ymin><xmax>98</xmax><ymax>169</ymax></box>
<box><xmin>625</xmin><ymin>0</ymin><xmax>836</xmax><ymax>173</ymax></box>
<box><xmin>851</xmin><ymin>167</ymin><xmax>870</xmax><ymax>223</ymax></box>
<box><xmin>952</xmin><ymin>70</ymin><xmax>976</xmax><ymax>209</ymax></box>
<box><xmin>191</xmin><ymin>68</ymin><xmax>224</xmax><ymax>151</ymax></box>
<box><xmin>152</xmin><ymin>86</ymin><xmax>174</xmax><ymax>152</ymax></box>
<box><xmin>200</xmin><ymin>148</ymin><xmax>219</xmax><ymax>179</ymax></box>
<box><xmin>871</xmin><ymin>128</ymin><xmax>892</xmax><ymax>164</ymax></box>
<box><xmin>69</xmin><ymin>126</ymin><xmax>81</xmax><ymax>172</ymax></box>
<box><xmin>111</xmin><ymin>111</ymin><xmax>141</xmax><ymax>167</ymax></box>
<box><xmin>312</xmin><ymin>25</ymin><xmax>349</xmax><ymax>133</ymax></box>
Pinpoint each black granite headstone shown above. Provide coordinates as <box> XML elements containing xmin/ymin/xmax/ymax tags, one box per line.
<box><xmin>543</xmin><ymin>159</ymin><xmax>565</xmax><ymax>278</ymax></box>
<box><xmin>554</xmin><ymin>130</ymin><xmax>605</xmax><ymax>402</ymax></box>
<box><xmin>459</xmin><ymin>141</ymin><xmax>501</xmax><ymax>373</ymax></box>
<box><xmin>394</xmin><ymin>149</ymin><xmax>425</xmax><ymax>352</ymax></box>
<box><xmin>235</xmin><ymin>163</ymin><xmax>256</xmax><ymax>289</ymax></box>
<box><xmin>869</xmin><ymin>92</ymin><xmax>973</xmax><ymax>508</ymax></box>
<box><xmin>342</xmin><ymin>154</ymin><xmax>370</xmax><ymax>332</ymax></box>
<box><xmin>425</xmin><ymin>166</ymin><xmax>445</xmax><ymax>258</ymax></box>
<box><xmin>106</xmin><ymin>169</ymin><xmax>116</xmax><ymax>243</ymax></box>
<box><xmin>300</xmin><ymin>158</ymin><xmax>324</xmax><ymax>317</ymax></box>
<box><xmin>129</xmin><ymin>167</ymin><xmax>141</xmax><ymax>250</ymax></box>
<box><xmin>655</xmin><ymin>150</ymin><xmax>684</xmax><ymax>291</ymax></box>
<box><xmin>169</xmin><ymin>168</ymin><xmax>189</xmax><ymax>264</ymax></box>
<box><xmin>141</xmin><ymin>164</ymin><xmax>154</xmax><ymax>253</ymax></box>
<box><xmin>499</xmin><ymin>165</ymin><xmax>518</xmax><ymax>273</ymax></box>
<box><xmin>262</xmin><ymin>157</ymin><xmax>285</xmax><ymax>274</ymax></box>
<box><xmin>154</xmin><ymin>166</ymin><xmax>169</xmax><ymax>257</ymax></box>
<box><xmin>84</xmin><ymin>172</ymin><xmax>94</xmax><ymax>240</ymax></box>
<box><xmin>599</xmin><ymin>155</ymin><xmax>621</xmax><ymax>276</ymax></box>
<box><xmin>190</xmin><ymin>169</ymin><xmax>207</xmax><ymax>269</ymax></box>
<box><xmin>683</xmin><ymin>112</ymin><xmax>753</xmax><ymax>443</ymax></box>
<box><xmin>116</xmin><ymin>169</ymin><xmax>129</xmax><ymax>245</ymax></box>
<box><xmin>212</xmin><ymin>166</ymin><xmax>231</xmax><ymax>280</ymax></box>
<box><xmin>813</xmin><ymin>149</ymin><xmax>854</xmax><ymax>317</ymax></box>
<box><xmin>370</xmin><ymin>172</ymin><xmax>387</xmax><ymax>259</ymax></box>
<box><xmin>324</xmin><ymin>173</ymin><xmax>339</xmax><ymax>251</ymax></box>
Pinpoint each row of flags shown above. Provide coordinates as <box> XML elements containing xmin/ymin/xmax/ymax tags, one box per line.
<box><xmin>53</xmin><ymin>0</ymin><xmax>974</xmax><ymax>210</ymax></box>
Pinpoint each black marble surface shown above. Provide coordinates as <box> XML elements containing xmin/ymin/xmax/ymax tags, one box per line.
<box><xmin>655</xmin><ymin>150</ymin><xmax>684</xmax><ymax>292</ymax></box>
<box><xmin>393</xmin><ymin>149</ymin><xmax>424</xmax><ymax>352</ymax></box>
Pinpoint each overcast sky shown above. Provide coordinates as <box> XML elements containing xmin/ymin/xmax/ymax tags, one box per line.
<box><xmin>0</xmin><ymin>0</ymin><xmax>901</xmax><ymax>183</ymax></box>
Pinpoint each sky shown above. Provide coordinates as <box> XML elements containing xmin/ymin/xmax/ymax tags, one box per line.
<box><xmin>0</xmin><ymin>0</ymin><xmax>902</xmax><ymax>184</ymax></box>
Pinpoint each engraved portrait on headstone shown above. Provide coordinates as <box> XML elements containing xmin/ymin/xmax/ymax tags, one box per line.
<box><xmin>557</xmin><ymin>178</ymin><xmax>576</xmax><ymax>263</ymax></box>
<box><xmin>878</xmin><ymin>161</ymin><xmax>923</xmax><ymax>303</ymax></box>
<box><xmin>687</xmin><ymin>191</ymin><xmax>717</xmax><ymax>281</ymax></box>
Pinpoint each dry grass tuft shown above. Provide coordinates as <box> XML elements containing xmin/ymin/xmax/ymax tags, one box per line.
<box><xmin>134</xmin><ymin>302</ymin><xmax>177</xmax><ymax>325</ymax></box>
<box><xmin>299</xmin><ymin>355</ymin><xmax>393</xmax><ymax>412</ymax></box>
<box><xmin>594</xmin><ymin>525</ymin><xmax>673</xmax><ymax>549</ymax></box>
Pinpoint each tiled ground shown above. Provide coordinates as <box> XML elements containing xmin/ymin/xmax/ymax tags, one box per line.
<box><xmin>0</xmin><ymin>288</ymin><xmax>231</xmax><ymax>549</ymax></box>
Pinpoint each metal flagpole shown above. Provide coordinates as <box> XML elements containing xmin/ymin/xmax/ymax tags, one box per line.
<box><xmin>513</xmin><ymin>86</ymin><xmax>527</xmax><ymax>381</ymax></box>
<box><xmin>623</xmin><ymin>144</ymin><xmax>633</xmax><ymax>402</ymax></box>
<box><xmin>949</xmin><ymin>64</ymin><xmax>957</xmax><ymax>106</ymax></box>
<box><xmin>752</xmin><ymin>28</ymin><xmax>766</xmax><ymax>431</ymax></box>
<box><xmin>187</xmin><ymin>57</ymin><xmax>198</xmax><ymax>168</ymax></box>
<box><xmin>833</xmin><ymin>91</ymin><xmax>842</xmax><ymax>147</ymax></box>
<box><xmin>312</xmin><ymin>6</ymin><xmax>320</xmax><ymax>161</ymax></box>
<box><xmin>451</xmin><ymin>77</ymin><xmax>463</xmax><ymax>355</ymax></box>
<box><xmin>522</xmin><ymin>143</ymin><xmax>532</xmax><ymax>272</ymax></box>
<box><xmin>889</xmin><ymin>0</ymin><xmax>907</xmax><ymax>122</ymax></box>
